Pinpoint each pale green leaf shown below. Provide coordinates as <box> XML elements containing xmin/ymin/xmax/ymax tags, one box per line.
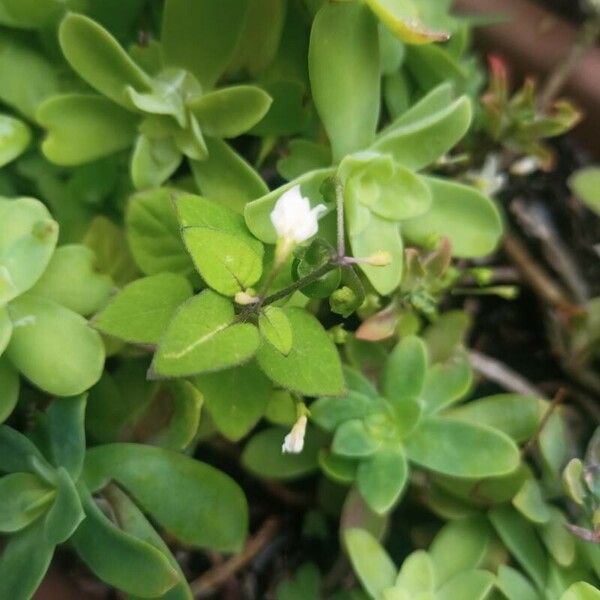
<box><xmin>59</xmin><ymin>12</ymin><xmax>152</xmax><ymax>108</ymax></box>
<box><xmin>357</xmin><ymin>447</ymin><xmax>408</xmax><ymax>514</ymax></box>
<box><xmin>7</xmin><ymin>294</ymin><xmax>104</xmax><ymax>396</ymax></box>
<box><xmin>403</xmin><ymin>177</ymin><xmax>502</xmax><ymax>258</ymax></box>
<box><xmin>0</xmin><ymin>358</ymin><xmax>19</xmax><ymax>423</ymax></box>
<box><xmin>0</xmin><ymin>114</ymin><xmax>30</xmax><ymax>167</ymax></box>
<box><xmin>405</xmin><ymin>417</ymin><xmax>520</xmax><ymax>478</ymax></box>
<box><xmin>94</xmin><ymin>273</ymin><xmax>193</xmax><ymax>344</ymax></box>
<box><xmin>38</xmin><ymin>94</ymin><xmax>138</xmax><ymax>165</ymax></box>
<box><xmin>29</xmin><ymin>244</ymin><xmax>113</xmax><ymax>316</ymax></box>
<box><xmin>309</xmin><ymin>2</ymin><xmax>380</xmax><ymax>161</ymax></box>
<box><xmin>344</xmin><ymin>528</ymin><xmax>397</xmax><ymax>600</ymax></box>
<box><xmin>0</xmin><ymin>197</ymin><xmax>58</xmax><ymax>305</ymax></box>
<box><xmin>189</xmin><ymin>85</ymin><xmax>272</xmax><ymax>138</ymax></box>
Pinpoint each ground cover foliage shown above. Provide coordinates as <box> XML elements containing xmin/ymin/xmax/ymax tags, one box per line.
<box><xmin>0</xmin><ymin>1</ymin><xmax>599</xmax><ymax>598</ymax></box>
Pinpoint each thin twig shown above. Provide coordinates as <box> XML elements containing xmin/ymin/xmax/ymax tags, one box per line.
<box><xmin>511</xmin><ymin>199</ymin><xmax>589</xmax><ymax>303</ymax></box>
<box><xmin>469</xmin><ymin>349</ymin><xmax>544</xmax><ymax>397</ymax></box>
<box><xmin>502</xmin><ymin>231</ymin><xmax>575</xmax><ymax>311</ymax></box>
<box><xmin>191</xmin><ymin>517</ymin><xmax>281</xmax><ymax>598</ymax></box>
<box><xmin>522</xmin><ymin>388</ymin><xmax>567</xmax><ymax>457</ymax></box>
<box><xmin>539</xmin><ymin>17</ymin><xmax>600</xmax><ymax>109</ymax></box>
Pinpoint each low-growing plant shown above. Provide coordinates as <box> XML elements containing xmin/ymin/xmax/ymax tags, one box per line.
<box><xmin>0</xmin><ymin>0</ymin><xmax>597</xmax><ymax>599</ymax></box>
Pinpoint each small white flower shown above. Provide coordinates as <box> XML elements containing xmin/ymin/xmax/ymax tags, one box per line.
<box><xmin>270</xmin><ymin>185</ymin><xmax>327</xmax><ymax>244</ymax></box>
<box><xmin>282</xmin><ymin>415</ymin><xmax>308</xmax><ymax>454</ymax></box>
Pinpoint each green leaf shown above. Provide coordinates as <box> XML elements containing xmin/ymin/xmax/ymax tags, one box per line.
<box><xmin>357</xmin><ymin>447</ymin><xmax>408</xmax><ymax>514</ymax></box>
<box><xmin>0</xmin><ymin>518</ymin><xmax>55</xmax><ymax>600</ymax></box>
<box><xmin>278</xmin><ymin>140</ymin><xmax>332</xmax><ymax>181</ymax></box>
<box><xmin>371</xmin><ymin>97</ymin><xmax>472</xmax><ymax>171</ymax></box>
<box><xmin>385</xmin><ymin>83</ymin><xmax>455</xmax><ymax>132</ymax></box>
<box><xmin>131</xmin><ymin>134</ymin><xmax>183</xmax><ymax>190</ymax></box>
<box><xmin>152</xmin><ymin>290</ymin><xmax>260</xmax><ymax>378</ymax></box>
<box><xmin>405</xmin><ymin>417</ymin><xmax>520</xmax><ymax>478</ymax></box>
<box><xmin>512</xmin><ymin>478</ymin><xmax>551</xmax><ymax>525</ymax></box>
<box><xmin>190</xmin><ymin>137</ymin><xmax>268</xmax><ymax>214</ymax></box>
<box><xmin>496</xmin><ymin>565</ymin><xmax>539</xmax><ymax>600</ymax></box>
<box><xmin>44</xmin><ymin>395</ymin><xmax>87</xmax><ymax>480</ymax></box>
<box><xmin>365</xmin><ymin>0</ymin><xmax>450</xmax><ymax>44</ymax></box>
<box><xmin>0</xmin><ymin>197</ymin><xmax>58</xmax><ymax>305</ymax></box>
<box><xmin>0</xmin><ymin>425</ymin><xmax>52</xmax><ymax>474</ymax></box>
<box><xmin>539</xmin><ymin>407</ymin><xmax>570</xmax><ymax>479</ymax></box>
<box><xmin>242</xmin><ymin>427</ymin><xmax>321</xmax><ymax>480</ymax></box>
<box><xmin>489</xmin><ymin>505</ymin><xmax>548</xmax><ymax>590</ymax></box>
<box><xmin>540</xmin><ymin>507</ymin><xmax>576</xmax><ymax>568</ymax></box>
<box><xmin>344</xmin><ymin>528</ymin><xmax>397</xmax><ymax>600</ymax></box>
<box><xmin>311</xmin><ymin>391</ymin><xmax>373</xmax><ymax>432</ymax></box>
<box><xmin>420</xmin><ymin>355</ymin><xmax>472</xmax><ymax>414</ymax></box>
<box><xmin>403</xmin><ymin>177</ymin><xmax>503</xmax><ymax>258</ymax></box>
<box><xmin>309</xmin><ymin>2</ymin><xmax>380</xmax><ymax>161</ymax></box>
<box><xmin>0</xmin><ymin>0</ymin><xmax>65</xmax><ymax>29</ymax></box>
<box><xmin>318</xmin><ymin>449</ymin><xmax>358</xmax><ymax>484</ymax></box>
<box><xmin>72</xmin><ymin>486</ymin><xmax>180</xmax><ymax>597</ymax></box>
<box><xmin>105</xmin><ymin>484</ymin><xmax>193</xmax><ymax>600</ymax></box>
<box><xmin>436</xmin><ymin>570</ymin><xmax>495</xmax><ymax>600</ymax></box>
<box><xmin>194</xmin><ymin>361</ymin><xmax>270</xmax><ymax>442</ymax></box>
<box><xmin>340</xmin><ymin>153</ymin><xmax>432</xmax><ymax>221</ymax></box>
<box><xmin>94</xmin><ymin>273</ymin><xmax>193</xmax><ymax>345</ymax></box>
<box><xmin>446</xmin><ymin>393</ymin><xmax>541</xmax><ymax>443</ymax></box>
<box><xmin>259</xmin><ymin>306</ymin><xmax>293</xmax><ymax>355</ymax></box>
<box><xmin>0</xmin><ymin>358</ymin><xmax>19</xmax><ymax>424</ymax></box>
<box><xmin>394</xmin><ymin>550</ymin><xmax>435</xmax><ymax>595</ymax></box>
<box><xmin>0</xmin><ymin>472</ymin><xmax>54</xmax><ymax>533</ymax></box>
<box><xmin>561</xmin><ymin>582</ymin><xmax>600</xmax><ymax>600</ymax></box>
<box><xmin>29</xmin><ymin>244</ymin><xmax>112</xmax><ymax>316</ymax></box>
<box><xmin>333</xmin><ymin>419</ymin><xmax>381</xmax><ymax>458</ymax></box>
<box><xmin>0</xmin><ymin>31</ymin><xmax>63</xmax><ymax>120</ymax></box>
<box><xmin>38</xmin><ymin>94</ymin><xmax>138</xmax><ymax>165</ymax></box>
<box><xmin>570</xmin><ymin>167</ymin><xmax>600</xmax><ymax>216</ymax></box>
<box><xmin>84</xmin><ymin>443</ymin><xmax>249</xmax><ymax>552</ymax></box>
<box><xmin>429</xmin><ymin>516</ymin><xmax>492</xmax><ymax>584</ymax></box>
<box><xmin>0</xmin><ymin>114</ymin><xmax>30</xmax><ymax>167</ymax></box>
<box><xmin>59</xmin><ymin>13</ymin><xmax>152</xmax><ymax>108</ymax></box>
<box><xmin>161</xmin><ymin>0</ymin><xmax>249</xmax><ymax>89</ymax></box>
<box><xmin>256</xmin><ymin>308</ymin><xmax>344</xmax><ymax>396</ymax></box>
<box><xmin>7</xmin><ymin>294</ymin><xmax>104</xmax><ymax>396</ymax></box>
<box><xmin>277</xmin><ymin>563</ymin><xmax>321</xmax><ymax>600</ymax></box>
<box><xmin>176</xmin><ymin>194</ymin><xmax>264</xmax><ymax>295</ymax></box>
<box><xmin>0</xmin><ymin>305</ymin><xmax>12</xmax><ymax>354</ymax></box>
<box><xmin>382</xmin><ymin>335</ymin><xmax>427</xmax><ymax>407</ymax></box>
<box><xmin>148</xmin><ymin>380</ymin><xmax>203</xmax><ymax>451</ymax></box>
<box><xmin>43</xmin><ymin>466</ymin><xmax>84</xmax><ymax>545</ymax></box>
<box><xmin>189</xmin><ymin>85</ymin><xmax>272</xmax><ymax>138</ymax></box>
<box><xmin>347</xmin><ymin>212</ymin><xmax>404</xmax><ymax>295</ymax></box>
<box><xmin>126</xmin><ymin>187</ymin><xmax>194</xmax><ymax>276</ymax></box>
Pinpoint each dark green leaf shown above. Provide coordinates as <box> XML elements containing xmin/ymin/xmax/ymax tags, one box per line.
<box><xmin>194</xmin><ymin>361</ymin><xmax>270</xmax><ymax>442</ymax></box>
<box><xmin>256</xmin><ymin>308</ymin><xmax>344</xmax><ymax>396</ymax></box>
<box><xmin>84</xmin><ymin>443</ymin><xmax>248</xmax><ymax>552</ymax></box>
<box><xmin>43</xmin><ymin>467</ymin><xmax>84</xmax><ymax>545</ymax></box>
<box><xmin>0</xmin><ymin>472</ymin><xmax>54</xmax><ymax>533</ymax></box>
<box><xmin>152</xmin><ymin>290</ymin><xmax>260</xmax><ymax>378</ymax></box>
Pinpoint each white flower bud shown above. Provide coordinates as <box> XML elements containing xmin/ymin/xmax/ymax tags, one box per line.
<box><xmin>281</xmin><ymin>415</ymin><xmax>308</xmax><ymax>454</ymax></box>
<box><xmin>270</xmin><ymin>185</ymin><xmax>327</xmax><ymax>245</ymax></box>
